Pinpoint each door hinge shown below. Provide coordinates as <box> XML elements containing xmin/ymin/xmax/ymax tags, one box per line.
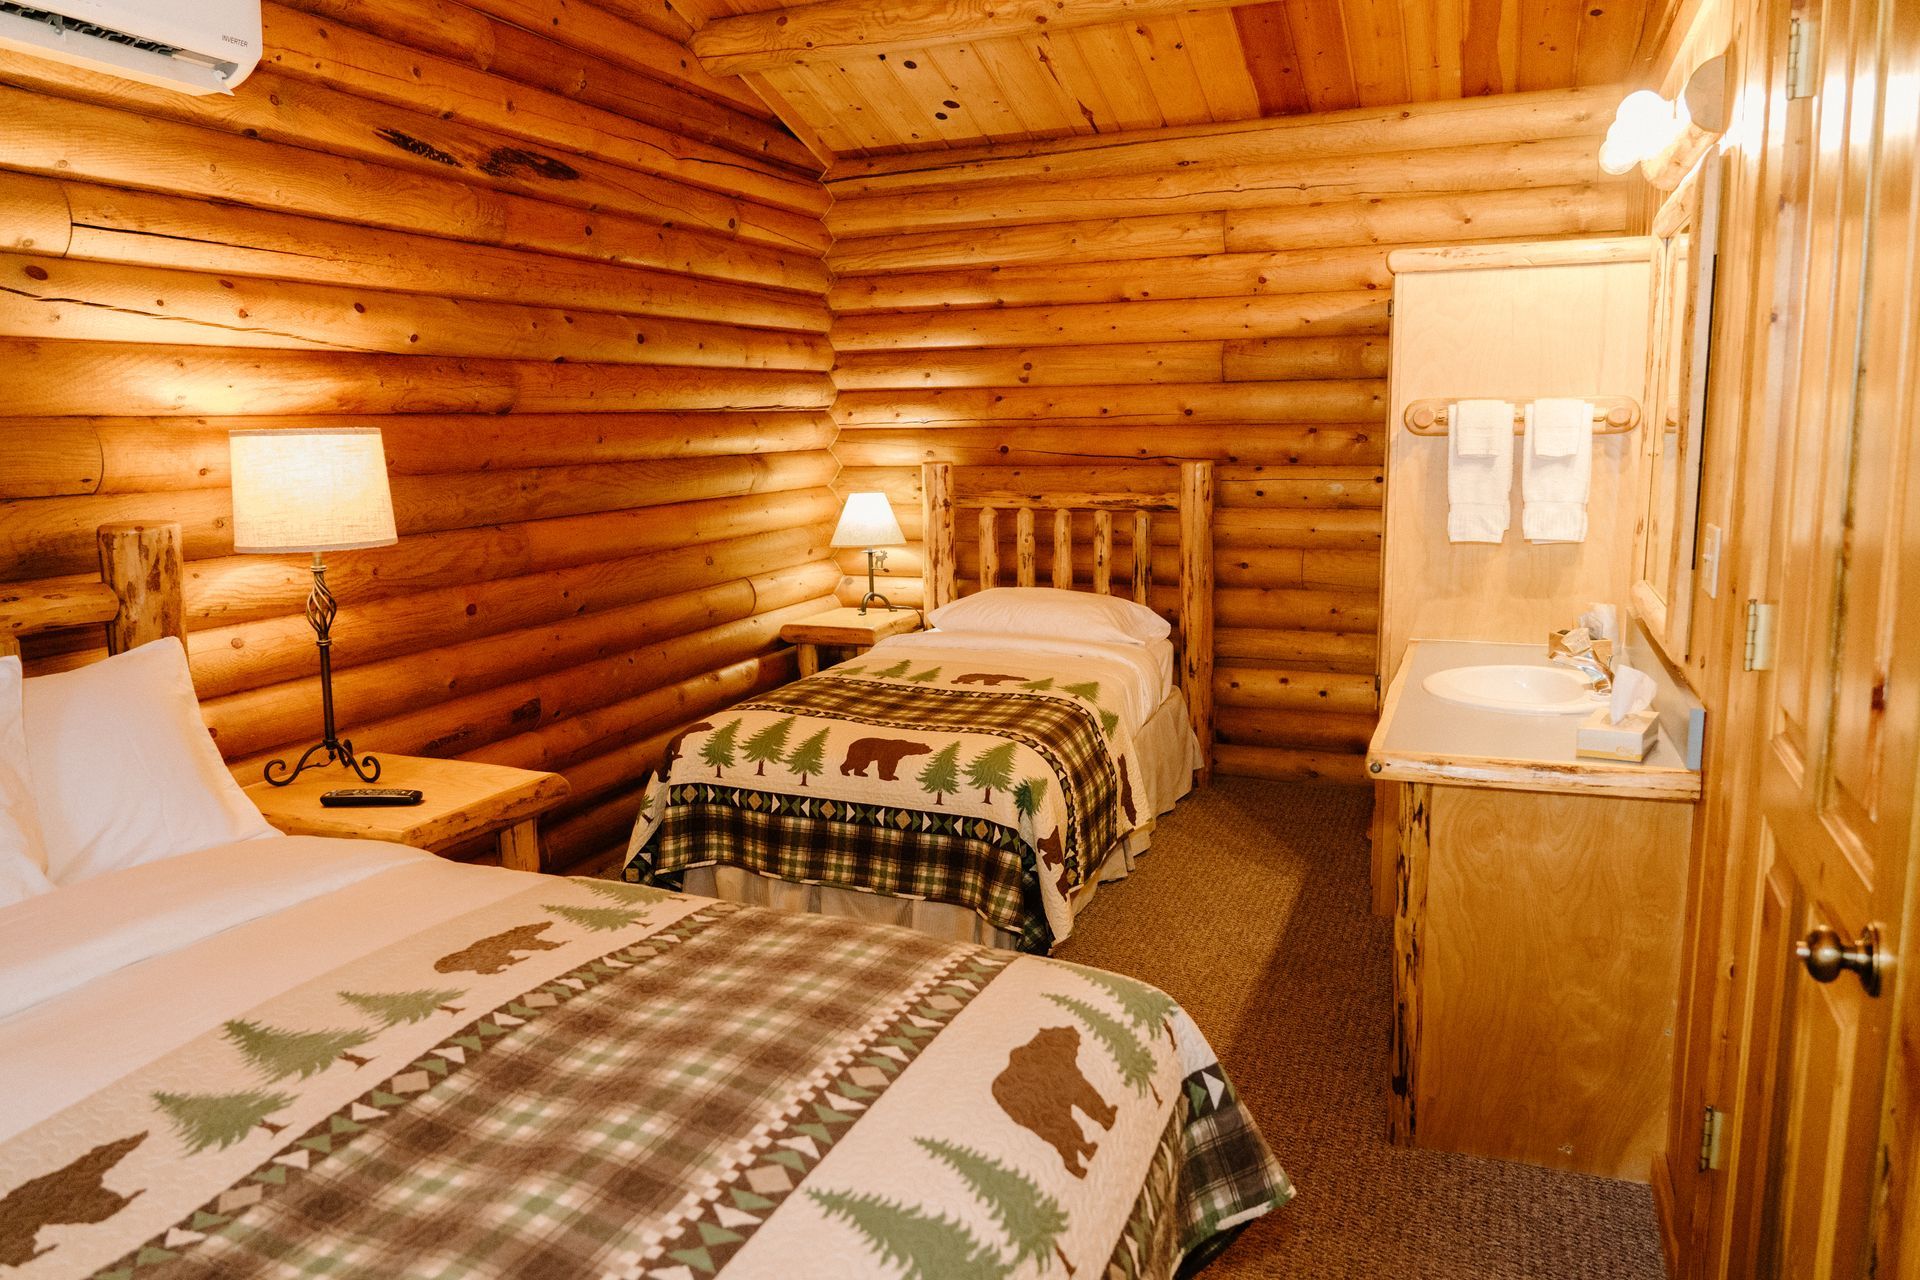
<box><xmin>1744</xmin><ymin>600</ymin><xmax>1777</xmax><ymax>671</ymax></box>
<box><xmin>1787</xmin><ymin>15</ymin><xmax>1817</xmax><ymax>99</ymax></box>
<box><xmin>1699</xmin><ymin>1104</ymin><xmax>1726</xmax><ymax>1172</ymax></box>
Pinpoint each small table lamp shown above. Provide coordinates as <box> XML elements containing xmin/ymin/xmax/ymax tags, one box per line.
<box><xmin>831</xmin><ymin>492</ymin><xmax>905</xmax><ymax>614</ymax></box>
<box><xmin>229</xmin><ymin>428</ymin><xmax>399</xmax><ymax>787</ymax></box>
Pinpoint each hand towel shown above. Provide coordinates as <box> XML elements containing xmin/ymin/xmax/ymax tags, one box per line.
<box><xmin>1447</xmin><ymin>399</ymin><xmax>1514</xmax><ymax>543</ymax></box>
<box><xmin>1522</xmin><ymin>398</ymin><xmax>1593</xmax><ymax>542</ymax></box>
<box><xmin>1531</xmin><ymin>395</ymin><xmax>1591</xmax><ymax>457</ymax></box>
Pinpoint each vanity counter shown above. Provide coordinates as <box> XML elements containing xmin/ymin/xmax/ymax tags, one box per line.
<box><xmin>1368</xmin><ymin>638</ymin><xmax>1701</xmax><ymax>801</ymax></box>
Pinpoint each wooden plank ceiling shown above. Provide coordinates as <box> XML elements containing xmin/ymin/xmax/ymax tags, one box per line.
<box><xmin>673</xmin><ymin>0</ymin><xmax>1652</xmax><ymax>160</ymax></box>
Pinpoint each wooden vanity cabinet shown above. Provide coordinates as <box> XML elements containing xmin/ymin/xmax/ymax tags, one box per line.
<box><xmin>1386</xmin><ymin>780</ymin><xmax>1693</xmax><ymax>1181</ymax></box>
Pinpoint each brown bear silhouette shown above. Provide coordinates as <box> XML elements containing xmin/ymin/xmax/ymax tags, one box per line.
<box><xmin>1119</xmin><ymin>764</ymin><xmax>1137</xmax><ymax>826</ymax></box>
<box><xmin>991</xmin><ymin>1025</ymin><xmax>1115</xmax><ymax>1178</ymax></box>
<box><xmin>434</xmin><ymin>921</ymin><xmax>565</xmax><ymax>975</ymax></box>
<box><xmin>661</xmin><ymin>722</ymin><xmax>713</xmax><ymax>775</ymax></box>
<box><xmin>839</xmin><ymin>737</ymin><xmax>932</xmax><ymax>781</ymax></box>
<box><xmin>1037</xmin><ymin>827</ymin><xmax>1069</xmax><ymax>896</ymax></box>
<box><xmin>0</xmin><ymin>1133</ymin><xmax>147</xmax><ymax>1267</ymax></box>
<box><xmin>953</xmin><ymin>673</ymin><xmax>1026</xmax><ymax>686</ymax></box>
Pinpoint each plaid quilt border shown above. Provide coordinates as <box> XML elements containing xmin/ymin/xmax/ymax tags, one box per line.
<box><xmin>638</xmin><ymin>785</ymin><xmax>1053</xmax><ymax>953</ymax></box>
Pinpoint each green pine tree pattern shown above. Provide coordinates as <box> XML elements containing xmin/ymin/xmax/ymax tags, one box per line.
<box><xmin>223</xmin><ymin>1020</ymin><xmax>372</xmax><ymax>1082</ymax></box>
<box><xmin>808</xmin><ymin>1189</ymin><xmax>1011</xmax><ymax>1280</ymax></box>
<box><xmin>580</xmin><ymin>878</ymin><xmax>678</xmax><ymax>906</ymax></box>
<box><xmin>915</xmin><ymin>1138</ymin><xmax>1072</xmax><ymax>1273</ymax></box>
<box><xmin>337</xmin><ymin>988</ymin><xmax>464</xmax><ymax>1028</ymax></box>
<box><xmin>917</xmin><ymin>741</ymin><xmax>962</xmax><ymax>806</ymax></box>
<box><xmin>836</xmin><ymin>665</ymin><xmax>867</xmax><ymax>677</ymax></box>
<box><xmin>741</xmin><ymin>715</ymin><xmax>796</xmax><ymax>776</ymax></box>
<box><xmin>1011</xmin><ymin>776</ymin><xmax>1049</xmax><ymax>821</ymax></box>
<box><xmin>1066</xmin><ymin>965</ymin><xmax>1178</xmax><ymax>1038</ymax></box>
<box><xmin>543</xmin><ymin>902</ymin><xmax>647</xmax><ymax>933</ymax></box>
<box><xmin>1020</xmin><ymin>678</ymin><xmax>1054</xmax><ymax>692</ymax></box>
<box><xmin>871</xmin><ymin>659</ymin><xmax>913</xmax><ymax>679</ymax></box>
<box><xmin>1100</xmin><ymin>709</ymin><xmax>1120</xmax><ymax>736</ymax></box>
<box><xmin>906</xmin><ymin>666</ymin><xmax>943</xmax><ymax>682</ymax></box>
<box><xmin>1043</xmin><ymin>993</ymin><xmax>1161</xmax><ymax>1102</ymax></box>
<box><xmin>1062</xmin><ymin>681</ymin><xmax>1102</xmax><ymax>704</ymax></box>
<box><xmin>699</xmin><ymin>719</ymin><xmax>741</xmax><ymax>778</ymax></box>
<box><xmin>965</xmin><ymin>742</ymin><xmax>1018</xmax><ymax>804</ymax></box>
<box><xmin>153</xmin><ymin>1089</ymin><xmax>295</xmax><ymax>1154</ymax></box>
<box><xmin>786</xmin><ymin>728</ymin><xmax>829</xmax><ymax>787</ymax></box>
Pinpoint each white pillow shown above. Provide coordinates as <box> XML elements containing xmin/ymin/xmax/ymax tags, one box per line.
<box><xmin>24</xmin><ymin>637</ymin><xmax>276</xmax><ymax>886</ymax></box>
<box><xmin>0</xmin><ymin>655</ymin><xmax>54</xmax><ymax>906</ymax></box>
<box><xmin>926</xmin><ymin>587</ymin><xmax>1171</xmax><ymax>646</ymax></box>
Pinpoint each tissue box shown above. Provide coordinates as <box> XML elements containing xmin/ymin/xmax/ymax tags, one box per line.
<box><xmin>1575</xmin><ymin>707</ymin><xmax>1659</xmax><ymax>762</ymax></box>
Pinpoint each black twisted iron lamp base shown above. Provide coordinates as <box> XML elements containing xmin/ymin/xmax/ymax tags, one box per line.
<box><xmin>262</xmin><ymin>552</ymin><xmax>383</xmax><ymax>787</ymax></box>
<box><xmin>263</xmin><ymin>738</ymin><xmax>382</xmax><ymax>787</ymax></box>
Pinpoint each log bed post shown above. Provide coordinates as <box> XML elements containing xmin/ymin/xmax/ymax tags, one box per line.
<box><xmin>1180</xmin><ymin>462</ymin><xmax>1215</xmax><ymax>781</ymax></box>
<box><xmin>921</xmin><ymin>463</ymin><xmax>956</xmax><ymax>609</ymax></box>
<box><xmin>98</xmin><ymin>522</ymin><xmax>186</xmax><ymax>655</ymax></box>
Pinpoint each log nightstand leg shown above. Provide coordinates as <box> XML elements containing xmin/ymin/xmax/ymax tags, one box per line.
<box><xmin>498</xmin><ymin>819</ymin><xmax>543</xmax><ymax>874</ymax></box>
<box><xmin>797</xmin><ymin>643</ymin><xmax>820</xmax><ymax>677</ymax></box>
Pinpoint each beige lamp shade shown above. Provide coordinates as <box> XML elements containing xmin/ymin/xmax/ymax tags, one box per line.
<box><xmin>830</xmin><ymin>492</ymin><xmax>905</xmax><ymax>548</ymax></box>
<box><xmin>229</xmin><ymin>428</ymin><xmax>398</xmax><ymax>554</ymax></box>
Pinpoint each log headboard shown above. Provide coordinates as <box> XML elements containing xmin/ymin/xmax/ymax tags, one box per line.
<box><xmin>0</xmin><ymin>523</ymin><xmax>186</xmax><ymax>662</ymax></box>
<box><xmin>919</xmin><ymin>462</ymin><xmax>1214</xmax><ymax>776</ymax></box>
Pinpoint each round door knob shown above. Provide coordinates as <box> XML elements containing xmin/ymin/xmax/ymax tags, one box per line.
<box><xmin>1795</xmin><ymin>924</ymin><xmax>1884</xmax><ymax>997</ymax></box>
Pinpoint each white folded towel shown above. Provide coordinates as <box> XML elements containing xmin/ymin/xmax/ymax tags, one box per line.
<box><xmin>1447</xmin><ymin>399</ymin><xmax>1514</xmax><ymax>543</ymax></box>
<box><xmin>1531</xmin><ymin>396</ymin><xmax>1590</xmax><ymax>457</ymax></box>
<box><xmin>1523</xmin><ymin>398</ymin><xmax>1593</xmax><ymax>542</ymax></box>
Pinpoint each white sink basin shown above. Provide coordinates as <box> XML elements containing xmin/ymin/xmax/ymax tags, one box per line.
<box><xmin>1421</xmin><ymin>664</ymin><xmax>1606</xmax><ymax>715</ymax></box>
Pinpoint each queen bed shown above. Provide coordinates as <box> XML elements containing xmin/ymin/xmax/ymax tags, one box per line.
<box><xmin>625</xmin><ymin>463</ymin><xmax>1217</xmax><ymax>953</ymax></box>
<box><xmin>0</xmin><ymin>523</ymin><xmax>1290</xmax><ymax>1279</ymax></box>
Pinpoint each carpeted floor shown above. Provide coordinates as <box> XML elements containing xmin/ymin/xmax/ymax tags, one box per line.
<box><xmin>1052</xmin><ymin>777</ymin><xmax>1667</xmax><ymax>1280</ymax></box>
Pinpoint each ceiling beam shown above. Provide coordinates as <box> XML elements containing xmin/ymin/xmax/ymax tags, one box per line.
<box><xmin>691</xmin><ymin>0</ymin><xmax>1263</xmax><ymax>77</ymax></box>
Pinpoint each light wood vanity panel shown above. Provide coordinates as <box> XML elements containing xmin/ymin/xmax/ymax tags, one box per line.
<box><xmin>1393</xmin><ymin>781</ymin><xmax>1692</xmax><ymax>1180</ymax></box>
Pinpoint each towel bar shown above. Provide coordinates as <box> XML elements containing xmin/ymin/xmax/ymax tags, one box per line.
<box><xmin>1403</xmin><ymin>396</ymin><xmax>1642</xmax><ymax>435</ymax></box>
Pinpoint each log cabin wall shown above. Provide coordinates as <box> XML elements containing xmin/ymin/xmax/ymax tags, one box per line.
<box><xmin>0</xmin><ymin>0</ymin><xmax>839</xmax><ymax>872</ymax></box>
<box><xmin>821</xmin><ymin>86</ymin><xmax>1634</xmax><ymax>784</ymax></box>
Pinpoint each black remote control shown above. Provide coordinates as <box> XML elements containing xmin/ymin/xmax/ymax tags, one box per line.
<box><xmin>320</xmin><ymin>788</ymin><xmax>425</xmax><ymax>807</ymax></box>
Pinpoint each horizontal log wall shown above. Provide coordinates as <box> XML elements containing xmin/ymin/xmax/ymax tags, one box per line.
<box><xmin>0</xmin><ymin>0</ymin><xmax>834</xmax><ymax>873</ymax></box>
<box><xmin>824</xmin><ymin>87</ymin><xmax>1633</xmax><ymax>784</ymax></box>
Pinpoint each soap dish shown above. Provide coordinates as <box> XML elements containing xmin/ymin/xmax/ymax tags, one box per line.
<box><xmin>1575</xmin><ymin>707</ymin><xmax>1658</xmax><ymax>762</ymax></box>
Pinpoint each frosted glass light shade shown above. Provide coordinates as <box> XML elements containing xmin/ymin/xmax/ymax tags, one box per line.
<box><xmin>229</xmin><ymin>428</ymin><xmax>398</xmax><ymax>554</ymax></box>
<box><xmin>831</xmin><ymin>492</ymin><xmax>905</xmax><ymax>548</ymax></box>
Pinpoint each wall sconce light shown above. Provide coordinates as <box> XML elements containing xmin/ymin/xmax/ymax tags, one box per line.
<box><xmin>1598</xmin><ymin>54</ymin><xmax>1730</xmax><ymax>190</ymax></box>
<box><xmin>1599</xmin><ymin>89</ymin><xmax>1691</xmax><ymax>174</ymax></box>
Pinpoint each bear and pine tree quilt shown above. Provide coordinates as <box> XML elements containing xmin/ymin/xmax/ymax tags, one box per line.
<box><xmin>623</xmin><ymin>646</ymin><xmax>1154</xmax><ymax>952</ymax></box>
<box><xmin>0</xmin><ymin>873</ymin><xmax>1293</xmax><ymax>1279</ymax></box>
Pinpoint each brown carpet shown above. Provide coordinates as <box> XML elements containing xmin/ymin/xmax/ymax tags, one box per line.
<box><xmin>1053</xmin><ymin>777</ymin><xmax>1667</xmax><ymax>1280</ymax></box>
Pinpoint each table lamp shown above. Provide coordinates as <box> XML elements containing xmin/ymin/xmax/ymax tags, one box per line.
<box><xmin>831</xmin><ymin>492</ymin><xmax>905</xmax><ymax>614</ymax></box>
<box><xmin>229</xmin><ymin>428</ymin><xmax>399</xmax><ymax>786</ymax></box>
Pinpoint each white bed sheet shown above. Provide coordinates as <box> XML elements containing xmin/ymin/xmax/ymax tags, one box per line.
<box><xmin>865</xmin><ymin>630</ymin><xmax>1174</xmax><ymax>736</ymax></box>
<box><xmin>0</xmin><ymin>836</ymin><xmax>530</xmax><ymax>1143</ymax></box>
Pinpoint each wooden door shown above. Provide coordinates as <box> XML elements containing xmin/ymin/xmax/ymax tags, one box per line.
<box><xmin>1719</xmin><ymin>0</ymin><xmax>1920</xmax><ymax>1272</ymax></box>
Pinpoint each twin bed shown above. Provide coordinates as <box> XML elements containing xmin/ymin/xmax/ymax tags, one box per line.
<box><xmin>628</xmin><ymin>463</ymin><xmax>1217</xmax><ymax>952</ymax></box>
<box><xmin>0</xmin><ymin>466</ymin><xmax>1287</xmax><ymax>1280</ymax></box>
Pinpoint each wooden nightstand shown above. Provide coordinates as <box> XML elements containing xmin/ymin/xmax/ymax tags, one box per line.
<box><xmin>779</xmin><ymin>606</ymin><xmax>922</xmax><ymax>676</ymax></box>
<box><xmin>245</xmin><ymin>754</ymin><xmax>571</xmax><ymax>873</ymax></box>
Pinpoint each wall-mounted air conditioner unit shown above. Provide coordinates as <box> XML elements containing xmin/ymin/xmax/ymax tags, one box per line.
<box><xmin>0</xmin><ymin>0</ymin><xmax>260</xmax><ymax>96</ymax></box>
